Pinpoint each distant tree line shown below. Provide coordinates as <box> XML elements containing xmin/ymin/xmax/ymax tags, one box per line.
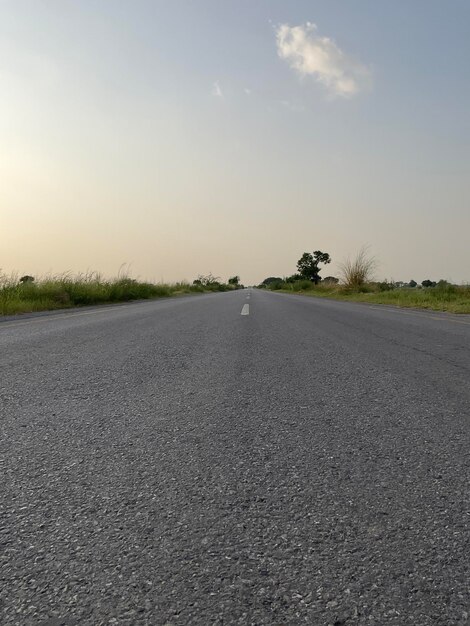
<box><xmin>258</xmin><ymin>248</ymin><xmax>451</xmax><ymax>291</ymax></box>
<box><xmin>259</xmin><ymin>250</ymin><xmax>336</xmax><ymax>289</ymax></box>
<box><xmin>14</xmin><ymin>273</ymin><xmax>245</xmax><ymax>292</ymax></box>
<box><xmin>376</xmin><ymin>279</ymin><xmax>450</xmax><ymax>291</ymax></box>
<box><xmin>192</xmin><ymin>274</ymin><xmax>244</xmax><ymax>291</ymax></box>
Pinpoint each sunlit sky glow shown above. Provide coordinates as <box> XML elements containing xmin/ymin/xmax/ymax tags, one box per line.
<box><xmin>1</xmin><ymin>1</ymin><xmax>469</xmax><ymax>284</ymax></box>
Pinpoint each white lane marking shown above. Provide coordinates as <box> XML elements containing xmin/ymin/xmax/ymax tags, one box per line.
<box><xmin>241</xmin><ymin>304</ymin><xmax>250</xmax><ymax>316</ymax></box>
<box><xmin>246</xmin><ymin>295</ymin><xmax>250</xmax><ymax>299</ymax></box>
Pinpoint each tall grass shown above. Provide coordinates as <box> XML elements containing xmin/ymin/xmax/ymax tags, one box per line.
<box><xmin>273</xmin><ymin>280</ymin><xmax>470</xmax><ymax>314</ymax></box>
<box><xmin>339</xmin><ymin>246</ymin><xmax>377</xmax><ymax>288</ymax></box>
<box><xmin>0</xmin><ymin>272</ymin><xmax>230</xmax><ymax>316</ymax></box>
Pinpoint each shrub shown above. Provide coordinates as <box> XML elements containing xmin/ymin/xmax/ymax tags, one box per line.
<box><xmin>339</xmin><ymin>246</ymin><xmax>377</xmax><ymax>288</ymax></box>
<box><xmin>435</xmin><ymin>280</ymin><xmax>457</xmax><ymax>296</ymax></box>
<box><xmin>285</xmin><ymin>274</ymin><xmax>302</xmax><ymax>283</ymax></box>
<box><xmin>261</xmin><ymin>276</ymin><xmax>283</xmax><ymax>286</ymax></box>
<box><xmin>377</xmin><ymin>280</ymin><xmax>395</xmax><ymax>292</ymax></box>
<box><xmin>293</xmin><ymin>279</ymin><xmax>314</xmax><ymax>291</ymax></box>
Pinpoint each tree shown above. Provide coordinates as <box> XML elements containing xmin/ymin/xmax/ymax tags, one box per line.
<box><xmin>409</xmin><ymin>279</ymin><xmax>417</xmax><ymax>288</ymax></box>
<box><xmin>261</xmin><ymin>276</ymin><xmax>283</xmax><ymax>286</ymax></box>
<box><xmin>228</xmin><ymin>276</ymin><xmax>240</xmax><ymax>285</ymax></box>
<box><xmin>422</xmin><ymin>279</ymin><xmax>436</xmax><ymax>288</ymax></box>
<box><xmin>323</xmin><ymin>276</ymin><xmax>339</xmax><ymax>284</ymax></box>
<box><xmin>296</xmin><ymin>251</ymin><xmax>331</xmax><ymax>284</ymax></box>
<box><xmin>19</xmin><ymin>275</ymin><xmax>35</xmax><ymax>283</ymax></box>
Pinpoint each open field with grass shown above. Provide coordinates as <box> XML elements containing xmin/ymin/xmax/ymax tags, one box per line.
<box><xmin>272</xmin><ymin>281</ymin><xmax>470</xmax><ymax>314</ymax></box>
<box><xmin>0</xmin><ymin>274</ymin><xmax>235</xmax><ymax>316</ymax></box>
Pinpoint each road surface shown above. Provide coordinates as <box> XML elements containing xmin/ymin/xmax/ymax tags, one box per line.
<box><xmin>1</xmin><ymin>290</ymin><xmax>469</xmax><ymax>625</ymax></box>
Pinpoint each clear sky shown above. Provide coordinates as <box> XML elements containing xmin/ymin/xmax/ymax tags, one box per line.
<box><xmin>1</xmin><ymin>1</ymin><xmax>469</xmax><ymax>284</ymax></box>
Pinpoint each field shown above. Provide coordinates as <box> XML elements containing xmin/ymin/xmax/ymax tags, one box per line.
<box><xmin>273</xmin><ymin>281</ymin><xmax>470</xmax><ymax>314</ymax></box>
<box><xmin>0</xmin><ymin>274</ymin><xmax>233</xmax><ymax>316</ymax></box>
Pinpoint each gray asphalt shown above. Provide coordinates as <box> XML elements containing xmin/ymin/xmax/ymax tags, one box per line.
<box><xmin>1</xmin><ymin>289</ymin><xmax>469</xmax><ymax>625</ymax></box>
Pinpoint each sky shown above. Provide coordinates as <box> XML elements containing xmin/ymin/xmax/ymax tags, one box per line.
<box><xmin>1</xmin><ymin>0</ymin><xmax>469</xmax><ymax>285</ymax></box>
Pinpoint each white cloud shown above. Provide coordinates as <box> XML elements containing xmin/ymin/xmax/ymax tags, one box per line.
<box><xmin>244</xmin><ymin>87</ymin><xmax>251</xmax><ymax>95</ymax></box>
<box><xmin>211</xmin><ymin>81</ymin><xmax>223</xmax><ymax>98</ymax></box>
<box><xmin>276</xmin><ymin>22</ymin><xmax>371</xmax><ymax>98</ymax></box>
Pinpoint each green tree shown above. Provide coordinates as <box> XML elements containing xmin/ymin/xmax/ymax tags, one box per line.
<box><xmin>261</xmin><ymin>276</ymin><xmax>283</xmax><ymax>286</ymax></box>
<box><xmin>296</xmin><ymin>251</ymin><xmax>331</xmax><ymax>284</ymax></box>
<box><xmin>228</xmin><ymin>276</ymin><xmax>240</xmax><ymax>285</ymax></box>
<box><xmin>19</xmin><ymin>275</ymin><xmax>35</xmax><ymax>283</ymax></box>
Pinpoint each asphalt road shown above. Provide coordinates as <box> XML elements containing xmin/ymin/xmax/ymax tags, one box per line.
<box><xmin>1</xmin><ymin>290</ymin><xmax>469</xmax><ymax>625</ymax></box>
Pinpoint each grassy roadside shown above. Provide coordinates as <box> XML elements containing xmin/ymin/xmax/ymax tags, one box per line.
<box><xmin>0</xmin><ymin>275</ymin><xmax>235</xmax><ymax>316</ymax></box>
<box><xmin>272</xmin><ymin>282</ymin><xmax>470</xmax><ymax>314</ymax></box>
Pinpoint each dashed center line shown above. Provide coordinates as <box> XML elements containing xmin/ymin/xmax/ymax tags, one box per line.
<box><xmin>241</xmin><ymin>304</ymin><xmax>250</xmax><ymax>316</ymax></box>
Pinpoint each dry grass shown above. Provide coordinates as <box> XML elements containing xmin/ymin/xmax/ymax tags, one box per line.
<box><xmin>339</xmin><ymin>246</ymin><xmax>377</xmax><ymax>288</ymax></box>
<box><xmin>275</xmin><ymin>281</ymin><xmax>470</xmax><ymax>314</ymax></box>
<box><xmin>0</xmin><ymin>271</ymin><xmax>233</xmax><ymax>316</ymax></box>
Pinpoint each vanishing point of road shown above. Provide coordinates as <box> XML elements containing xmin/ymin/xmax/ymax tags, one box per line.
<box><xmin>1</xmin><ymin>289</ymin><xmax>469</xmax><ymax>625</ymax></box>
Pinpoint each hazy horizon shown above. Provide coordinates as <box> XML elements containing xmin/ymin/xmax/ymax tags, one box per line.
<box><xmin>1</xmin><ymin>1</ymin><xmax>469</xmax><ymax>285</ymax></box>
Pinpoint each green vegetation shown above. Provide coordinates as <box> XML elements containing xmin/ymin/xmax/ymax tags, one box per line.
<box><xmin>193</xmin><ymin>273</ymin><xmax>243</xmax><ymax>290</ymax></box>
<box><xmin>0</xmin><ymin>271</ymin><xmax>242</xmax><ymax>316</ymax></box>
<box><xmin>259</xmin><ymin>247</ymin><xmax>470</xmax><ymax>313</ymax></box>
<box><xmin>228</xmin><ymin>275</ymin><xmax>241</xmax><ymax>286</ymax></box>
<box><xmin>260</xmin><ymin>276</ymin><xmax>284</xmax><ymax>289</ymax></box>
<box><xmin>264</xmin><ymin>279</ymin><xmax>470</xmax><ymax>314</ymax></box>
<box><xmin>296</xmin><ymin>250</ymin><xmax>331</xmax><ymax>284</ymax></box>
